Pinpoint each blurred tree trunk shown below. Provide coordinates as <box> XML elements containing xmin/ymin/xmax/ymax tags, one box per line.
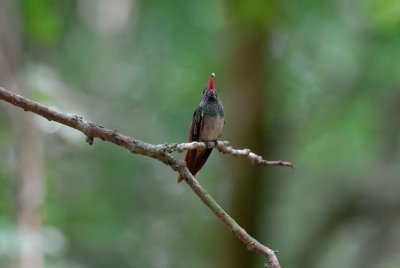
<box><xmin>0</xmin><ymin>1</ymin><xmax>45</xmax><ymax>268</ymax></box>
<box><xmin>14</xmin><ymin>114</ymin><xmax>44</xmax><ymax>268</ymax></box>
<box><xmin>224</xmin><ymin>1</ymin><xmax>278</xmax><ymax>267</ymax></box>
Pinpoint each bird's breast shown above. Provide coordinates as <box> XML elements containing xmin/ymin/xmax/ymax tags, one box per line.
<box><xmin>200</xmin><ymin>116</ymin><xmax>224</xmax><ymax>141</ymax></box>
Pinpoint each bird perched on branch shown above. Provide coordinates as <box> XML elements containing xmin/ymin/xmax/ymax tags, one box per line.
<box><xmin>178</xmin><ymin>73</ymin><xmax>225</xmax><ymax>183</ymax></box>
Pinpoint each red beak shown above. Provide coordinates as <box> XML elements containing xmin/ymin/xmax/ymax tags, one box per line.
<box><xmin>208</xmin><ymin>73</ymin><xmax>215</xmax><ymax>90</ymax></box>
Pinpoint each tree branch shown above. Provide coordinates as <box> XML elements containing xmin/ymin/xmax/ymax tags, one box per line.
<box><xmin>0</xmin><ymin>87</ymin><xmax>285</xmax><ymax>268</ymax></box>
<box><xmin>158</xmin><ymin>141</ymin><xmax>294</xmax><ymax>169</ymax></box>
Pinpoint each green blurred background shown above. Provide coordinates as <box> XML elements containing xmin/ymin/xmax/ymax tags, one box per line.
<box><xmin>1</xmin><ymin>0</ymin><xmax>400</xmax><ymax>267</ymax></box>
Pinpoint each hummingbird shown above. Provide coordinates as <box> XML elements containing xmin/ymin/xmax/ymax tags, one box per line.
<box><xmin>178</xmin><ymin>73</ymin><xmax>225</xmax><ymax>183</ymax></box>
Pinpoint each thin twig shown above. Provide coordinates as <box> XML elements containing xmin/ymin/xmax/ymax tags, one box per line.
<box><xmin>0</xmin><ymin>87</ymin><xmax>283</xmax><ymax>268</ymax></box>
<box><xmin>219</xmin><ymin>146</ymin><xmax>295</xmax><ymax>168</ymax></box>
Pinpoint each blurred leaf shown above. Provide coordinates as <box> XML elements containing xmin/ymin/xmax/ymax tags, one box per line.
<box><xmin>365</xmin><ymin>0</ymin><xmax>400</xmax><ymax>31</ymax></box>
<box><xmin>20</xmin><ymin>0</ymin><xmax>63</xmax><ymax>43</ymax></box>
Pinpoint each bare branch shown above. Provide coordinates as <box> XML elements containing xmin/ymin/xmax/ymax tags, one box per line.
<box><xmin>157</xmin><ymin>140</ymin><xmax>230</xmax><ymax>152</ymax></box>
<box><xmin>219</xmin><ymin>146</ymin><xmax>295</xmax><ymax>168</ymax></box>
<box><xmin>0</xmin><ymin>87</ymin><xmax>283</xmax><ymax>268</ymax></box>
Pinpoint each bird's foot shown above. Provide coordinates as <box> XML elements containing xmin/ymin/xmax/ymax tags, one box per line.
<box><xmin>205</xmin><ymin>141</ymin><xmax>212</xmax><ymax>149</ymax></box>
<box><xmin>204</xmin><ymin>140</ymin><xmax>218</xmax><ymax>148</ymax></box>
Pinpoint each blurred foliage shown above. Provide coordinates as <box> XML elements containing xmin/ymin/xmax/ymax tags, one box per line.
<box><xmin>20</xmin><ymin>0</ymin><xmax>65</xmax><ymax>44</ymax></box>
<box><xmin>1</xmin><ymin>0</ymin><xmax>400</xmax><ymax>268</ymax></box>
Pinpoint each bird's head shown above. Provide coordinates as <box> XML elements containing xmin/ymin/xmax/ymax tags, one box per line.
<box><xmin>202</xmin><ymin>73</ymin><xmax>220</xmax><ymax>102</ymax></box>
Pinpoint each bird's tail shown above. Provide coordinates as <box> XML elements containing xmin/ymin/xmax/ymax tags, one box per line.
<box><xmin>177</xmin><ymin>148</ymin><xmax>213</xmax><ymax>183</ymax></box>
<box><xmin>177</xmin><ymin>174</ymin><xmax>184</xmax><ymax>183</ymax></box>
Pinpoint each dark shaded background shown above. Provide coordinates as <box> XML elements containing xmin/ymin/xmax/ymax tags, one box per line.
<box><xmin>1</xmin><ymin>0</ymin><xmax>400</xmax><ymax>267</ymax></box>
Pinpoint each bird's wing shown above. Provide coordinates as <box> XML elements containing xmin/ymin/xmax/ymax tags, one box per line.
<box><xmin>190</xmin><ymin>107</ymin><xmax>213</xmax><ymax>177</ymax></box>
<box><xmin>189</xmin><ymin>107</ymin><xmax>203</xmax><ymax>141</ymax></box>
<box><xmin>177</xmin><ymin>107</ymin><xmax>203</xmax><ymax>183</ymax></box>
